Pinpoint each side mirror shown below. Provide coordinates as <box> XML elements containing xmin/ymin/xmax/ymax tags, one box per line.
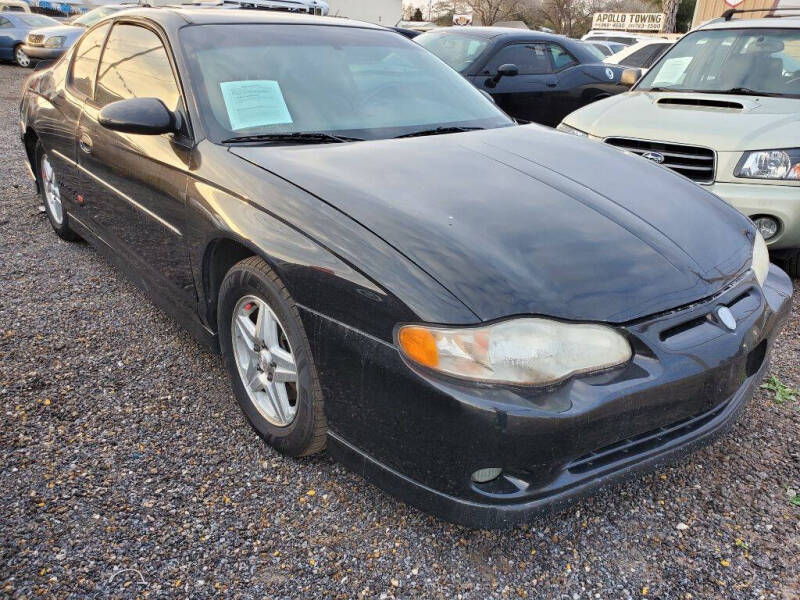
<box><xmin>620</xmin><ymin>68</ymin><xmax>643</xmax><ymax>87</ymax></box>
<box><xmin>485</xmin><ymin>63</ymin><xmax>519</xmax><ymax>88</ymax></box>
<box><xmin>98</xmin><ymin>97</ymin><xmax>178</xmax><ymax>135</ymax></box>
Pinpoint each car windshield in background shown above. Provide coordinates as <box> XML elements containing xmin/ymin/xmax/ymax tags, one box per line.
<box><xmin>415</xmin><ymin>30</ymin><xmax>489</xmax><ymax>72</ymax></box>
<box><xmin>180</xmin><ymin>24</ymin><xmax>512</xmax><ymax>142</ymax></box>
<box><xmin>584</xmin><ymin>43</ymin><xmax>608</xmax><ymax>60</ymax></box>
<box><xmin>14</xmin><ymin>14</ymin><xmax>59</xmax><ymax>27</ymax></box>
<box><xmin>72</xmin><ymin>6</ymin><xmax>120</xmax><ymax>27</ymax></box>
<box><xmin>638</xmin><ymin>28</ymin><xmax>800</xmax><ymax>97</ymax></box>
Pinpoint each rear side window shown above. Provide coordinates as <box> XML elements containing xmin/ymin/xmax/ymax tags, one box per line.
<box><xmin>95</xmin><ymin>23</ymin><xmax>181</xmax><ymax>112</ymax></box>
<box><xmin>621</xmin><ymin>44</ymin><xmax>671</xmax><ymax>68</ymax></box>
<box><xmin>547</xmin><ymin>43</ymin><xmax>577</xmax><ymax>71</ymax></box>
<box><xmin>0</xmin><ymin>16</ymin><xmax>11</xmax><ymax>28</ymax></box>
<box><xmin>484</xmin><ymin>44</ymin><xmax>552</xmax><ymax>75</ymax></box>
<box><xmin>69</xmin><ymin>23</ymin><xmax>110</xmax><ymax>98</ymax></box>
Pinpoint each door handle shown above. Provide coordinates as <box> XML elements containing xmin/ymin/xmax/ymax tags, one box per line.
<box><xmin>545</xmin><ymin>78</ymin><xmax>557</xmax><ymax>88</ymax></box>
<box><xmin>79</xmin><ymin>133</ymin><xmax>93</xmax><ymax>154</ymax></box>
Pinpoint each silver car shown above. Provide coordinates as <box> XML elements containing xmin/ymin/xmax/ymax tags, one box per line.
<box><xmin>21</xmin><ymin>5</ymin><xmax>127</xmax><ymax>62</ymax></box>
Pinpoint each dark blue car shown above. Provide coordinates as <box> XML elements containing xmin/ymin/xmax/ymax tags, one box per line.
<box><xmin>0</xmin><ymin>11</ymin><xmax>59</xmax><ymax>66</ymax></box>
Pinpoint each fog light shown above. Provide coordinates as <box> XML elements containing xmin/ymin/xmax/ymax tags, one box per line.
<box><xmin>753</xmin><ymin>216</ymin><xmax>779</xmax><ymax>240</ymax></box>
<box><xmin>471</xmin><ymin>467</ymin><xmax>502</xmax><ymax>483</ymax></box>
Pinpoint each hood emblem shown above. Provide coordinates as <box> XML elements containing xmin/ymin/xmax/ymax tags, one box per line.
<box><xmin>642</xmin><ymin>151</ymin><xmax>665</xmax><ymax>164</ymax></box>
<box><xmin>716</xmin><ymin>306</ymin><xmax>736</xmax><ymax>331</ymax></box>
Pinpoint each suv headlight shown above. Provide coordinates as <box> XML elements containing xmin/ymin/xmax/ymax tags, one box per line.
<box><xmin>556</xmin><ymin>123</ymin><xmax>589</xmax><ymax>137</ymax></box>
<box><xmin>44</xmin><ymin>36</ymin><xmax>66</xmax><ymax>48</ymax></box>
<box><xmin>735</xmin><ymin>149</ymin><xmax>800</xmax><ymax>180</ymax></box>
<box><xmin>397</xmin><ymin>318</ymin><xmax>631</xmax><ymax>386</ymax></box>
<box><xmin>751</xmin><ymin>230</ymin><xmax>769</xmax><ymax>287</ymax></box>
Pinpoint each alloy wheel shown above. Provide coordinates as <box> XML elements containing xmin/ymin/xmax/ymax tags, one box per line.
<box><xmin>41</xmin><ymin>154</ymin><xmax>63</xmax><ymax>225</ymax></box>
<box><xmin>16</xmin><ymin>46</ymin><xmax>30</xmax><ymax>68</ymax></box>
<box><xmin>231</xmin><ymin>295</ymin><xmax>299</xmax><ymax>427</ymax></box>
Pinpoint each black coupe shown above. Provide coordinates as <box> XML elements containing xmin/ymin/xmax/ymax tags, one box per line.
<box><xmin>20</xmin><ymin>8</ymin><xmax>791</xmax><ymax>528</ymax></box>
<box><xmin>416</xmin><ymin>27</ymin><xmax>636</xmax><ymax>127</ymax></box>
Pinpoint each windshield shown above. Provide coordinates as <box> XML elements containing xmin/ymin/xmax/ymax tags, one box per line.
<box><xmin>180</xmin><ymin>24</ymin><xmax>512</xmax><ymax>143</ymax></box>
<box><xmin>638</xmin><ymin>28</ymin><xmax>800</xmax><ymax>97</ymax></box>
<box><xmin>73</xmin><ymin>6</ymin><xmax>119</xmax><ymax>27</ymax></box>
<box><xmin>15</xmin><ymin>14</ymin><xmax>58</xmax><ymax>27</ymax></box>
<box><xmin>415</xmin><ymin>30</ymin><xmax>490</xmax><ymax>72</ymax></box>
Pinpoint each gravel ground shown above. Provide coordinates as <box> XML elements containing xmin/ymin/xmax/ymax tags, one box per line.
<box><xmin>1</xmin><ymin>62</ymin><xmax>799</xmax><ymax>600</ymax></box>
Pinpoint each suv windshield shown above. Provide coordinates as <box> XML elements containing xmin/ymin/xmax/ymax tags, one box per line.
<box><xmin>638</xmin><ymin>28</ymin><xmax>800</xmax><ymax>97</ymax></box>
<box><xmin>180</xmin><ymin>24</ymin><xmax>512</xmax><ymax>142</ymax></box>
<box><xmin>415</xmin><ymin>30</ymin><xmax>489</xmax><ymax>72</ymax></box>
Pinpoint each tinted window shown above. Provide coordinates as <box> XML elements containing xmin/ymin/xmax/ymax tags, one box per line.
<box><xmin>95</xmin><ymin>24</ymin><xmax>181</xmax><ymax>112</ymax></box>
<box><xmin>548</xmin><ymin>44</ymin><xmax>577</xmax><ymax>70</ymax></box>
<box><xmin>0</xmin><ymin>17</ymin><xmax>10</xmax><ymax>28</ymax></box>
<box><xmin>485</xmin><ymin>44</ymin><xmax>551</xmax><ymax>75</ymax></box>
<box><xmin>415</xmin><ymin>30</ymin><xmax>489</xmax><ymax>72</ymax></box>
<box><xmin>621</xmin><ymin>44</ymin><xmax>671</xmax><ymax>68</ymax></box>
<box><xmin>15</xmin><ymin>14</ymin><xmax>59</xmax><ymax>27</ymax></box>
<box><xmin>69</xmin><ymin>23</ymin><xmax>110</xmax><ymax>98</ymax></box>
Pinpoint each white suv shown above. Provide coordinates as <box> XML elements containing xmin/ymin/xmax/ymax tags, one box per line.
<box><xmin>560</xmin><ymin>13</ymin><xmax>800</xmax><ymax>274</ymax></box>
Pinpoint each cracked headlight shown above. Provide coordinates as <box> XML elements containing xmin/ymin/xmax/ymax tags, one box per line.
<box><xmin>397</xmin><ymin>318</ymin><xmax>631</xmax><ymax>386</ymax></box>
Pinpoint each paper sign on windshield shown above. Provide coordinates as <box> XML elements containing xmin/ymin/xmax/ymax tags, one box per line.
<box><xmin>652</xmin><ymin>57</ymin><xmax>692</xmax><ymax>87</ymax></box>
<box><xmin>220</xmin><ymin>80</ymin><xmax>293</xmax><ymax>131</ymax></box>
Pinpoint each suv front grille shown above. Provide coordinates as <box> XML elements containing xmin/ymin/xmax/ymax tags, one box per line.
<box><xmin>27</xmin><ymin>34</ymin><xmax>45</xmax><ymax>46</ymax></box>
<box><xmin>604</xmin><ymin>137</ymin><xmax>716</xmax><ymax>184</ymax></box>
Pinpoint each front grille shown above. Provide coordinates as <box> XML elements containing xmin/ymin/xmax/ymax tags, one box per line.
<box><xmin>27</xmin><ymin>34</ymin><xmax>45</xmax><ymax>46</ymax></box>
<box><xmin>604</xmin><ymin>137</ymin><xmax>716</xmax><ymax>184</ymax></box>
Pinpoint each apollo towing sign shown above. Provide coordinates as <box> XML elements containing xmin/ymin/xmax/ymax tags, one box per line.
<box><xmin>592</xmin><ymin>12</ymin><xmax>665</xmax><ymax>32</ymax></box>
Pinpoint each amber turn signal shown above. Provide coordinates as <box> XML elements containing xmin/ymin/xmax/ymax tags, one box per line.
<box><xmin>397</xmin><ymin>326</ymin><xmax>439</xmax><ymax>368</ymax></box>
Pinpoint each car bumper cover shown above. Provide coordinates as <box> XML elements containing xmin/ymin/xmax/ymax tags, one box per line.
<box><xmin>302</xmin><ymin>266</ymin><xmax>792</xmax><ymax>528</ymax></box>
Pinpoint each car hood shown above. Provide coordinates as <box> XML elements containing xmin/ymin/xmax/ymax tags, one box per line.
<box><xmin>28</xmin><ymin>24</ymin><xmax>82</xmax><ymax>38</ymax></box>
<box><xmin>564</xmin><ymin>91</ymin><xmax>800</xmax><ymax>151</ymax></box>
<box><xmin>231</xmin><ymin>125</ymin><xmax>754</xmax><ymax>323</ymax></box>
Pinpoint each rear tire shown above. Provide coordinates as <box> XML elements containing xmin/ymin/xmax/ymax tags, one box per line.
<box><xmin>37</xmin><ymin>142</ymin><xmax>79</xmax><ymax>241</ymax></box>
<box><xmin>218</xmin><ymin>256</ymin><xmax>327</xmax><ymax>457</ymax></box>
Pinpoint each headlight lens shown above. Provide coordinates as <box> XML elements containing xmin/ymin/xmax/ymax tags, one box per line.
<box><xmin>44</xmin><ymin>36</ymin><xmax>65</xmax><ymax>48</ymax></box>
<box><xmin>556</xmin><ymin>123</ymin><xmax>589</xmax><ymax>137</ymax></box>
<box><xmin>751</xmin><ymin>230</ymin><xmax>770</xmax><ymax>287</ymax></box>
<box><xmin>397</xmin><ymin>318</ymin><xmax>631</xmax><ymax>386</ymax></box>
<box><xmin>735</xmin><ymin>149</ymin><xmax>800</xmax><ymax>180</ymax></box>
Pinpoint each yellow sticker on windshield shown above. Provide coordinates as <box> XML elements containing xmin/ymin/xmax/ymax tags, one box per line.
<box><xmin>220</xmin><ymin>80</ymin><xmax>293</xmax><ymax>131</ymax></box>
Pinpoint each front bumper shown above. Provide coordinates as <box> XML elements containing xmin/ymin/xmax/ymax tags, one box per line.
<box><xmin>303</xmin><ymin>266</ymin><xmax>792</xmax><ymax>528</ymax></box>
<box><xmin>704</xmin><ymin>181</ymin><xmax>800</xmax><ymax>250</ymax></box>
<box><xmin>21</xmin><ymin>45</ymin><xmax>64</xmax><ymax>60</ymax></box>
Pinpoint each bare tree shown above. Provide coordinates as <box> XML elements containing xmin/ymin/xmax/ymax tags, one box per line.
<box><xmin>464</xmin><ymin>0</ymin><xmax>525</xmax><ymax>26</ymax></box>
<box><xmin>661</xmin><ymin>0</ymin><xmax>680</xmax><ymax>32</ymax></box>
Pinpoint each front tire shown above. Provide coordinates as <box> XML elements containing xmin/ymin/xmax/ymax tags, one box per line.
<box><xmin>218</xmin><ymin>256</ymin><xmax>327</xmax><ymax>457</ymax></box>
<box><xmin>15</xmin><ymin>45</ymin><xmax>31</xmax><ymax>68</ymax></box>
<box><xmin>37</xmin><ymin>142</ymin><xmax>79</xmax><ymax>241</ymax></box>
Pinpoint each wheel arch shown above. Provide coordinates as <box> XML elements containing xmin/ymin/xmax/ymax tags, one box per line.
<box><xmin>23</xmin><ymin>127</ymin><xmax>41</xmax><ymax>190</ymax></box>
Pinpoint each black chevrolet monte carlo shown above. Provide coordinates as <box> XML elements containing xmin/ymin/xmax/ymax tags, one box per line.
<box><xmin>415</xmin><ymin>27</ymin><xmax>635</xmax><ymax>127</ymax></box>
<box><xmin>19</xmin><ymin>8</ymin><xmax>792</xmax><ymax>529</ymax></box>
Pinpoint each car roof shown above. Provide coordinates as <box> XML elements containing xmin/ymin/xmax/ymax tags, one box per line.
<box><xmin>111</xmin><ymin>6</ymin><xmax>383</xmax><ymax>29</ymax></box>
<box><xmin>698</xmin><ymin>16</ymin><xmax>800</xmax><ymax>30</ymax></box>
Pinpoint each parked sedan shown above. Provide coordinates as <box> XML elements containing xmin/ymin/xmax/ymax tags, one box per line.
<box><xmin>0</xmin><ymin>11</ymin><xmax>59</xmax><ymax>67</ymax></box>
<box><xmin>20</xmin><ymin>8</ymin><xmax>791</xmax><ymax>528</ymax></box>
<box><xmin>22</xmin><ymin>5</ymin><xmax>127</xmax><ymax>62</ymax></box>
<box><xmin>416</xmin><ymin>27</ymin><xmax>635</xmax><ymax>126</ymax></box>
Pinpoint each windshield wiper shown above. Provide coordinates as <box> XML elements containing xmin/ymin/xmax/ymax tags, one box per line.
<box><xmin>694</xmin><ymin>87</ymin><xmax>783</xmax><ymax>97</ymax></box>
<box><xmin>395</xmin><ymin>126</ymin><xmax>484</xmax><ymax>139</ymax></box>
<box><xmin>221</xmin><ymin>132</ymin><xmax>365</xmax><ymax>144</ymax></box>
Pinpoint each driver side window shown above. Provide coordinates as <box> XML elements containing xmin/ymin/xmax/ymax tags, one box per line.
<box><xmin>95</xmin><ymin>23</ymin><xmax>182</xmax><ymax>115</ymax></box>
<box><xmin>68</xmin><ymin>23</ymin><xmax>110</xmax><ymax>98</ymax></box>
<box><xmin>484</xmin><ymin>44</ymin><xmax>552</xmax><ymax>75</ymax></box>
